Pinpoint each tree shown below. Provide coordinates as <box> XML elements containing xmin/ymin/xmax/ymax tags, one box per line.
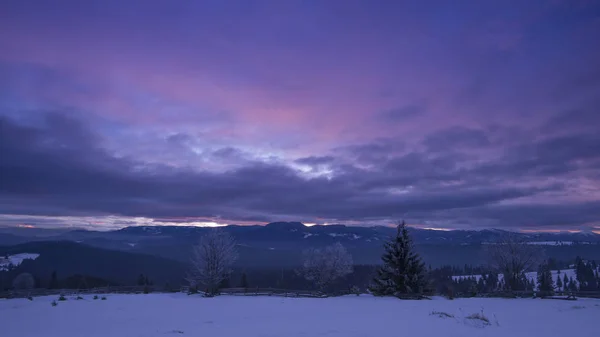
<box><xmin>187</xmin><ymin>229</ymin><xmax>238</xmax><ymax>295</ymax></box>
<box><xmin>563</xmin><ymin>274</ymin><xmax>569</xmax><ymax>290</ymax></box>
<box><xmin>556</xmin><ymin>273</ymin><xmax>563</xmax><ymax>291</ymax></box>
<box><xmin>486</xmin><ymin>233</ymin><xmax>543</xmax><ymax>291</ymax></box>
<box><xmin>299</xmin><ymin>242</ymin><xmax>354</xmax><ymax>292</ymax></box>
<box><xmin>49</xmin><ymin>271</ymin><xmax>58</xmax><ymax>289</ymax></box>
<box><xmin>369</xmin><ymin>221</ymin><xmax>428</xmax><ymax>297</ymax></box>
<box><xmin>239</xmin><ymin>272</ymin><xmax>249</xmax><ymax>288</ymax></box>
<box><xmin>13</xmin><ymin>273</ymin><xmax>35</xmax><ymax>290</ymax></box>
<box><xmin>137</xmin><ymin>274</ymin><xmax>146</xmax><ymax>286</ymax></box>
<box><xmin>537</xmin><ymin>263</ymin><xmax>554</xmax><ymax>297</ymax></box>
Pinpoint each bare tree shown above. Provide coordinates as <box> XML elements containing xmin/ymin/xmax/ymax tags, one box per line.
<box><xmin>13</xmin><ymin>272</ymin><xmax>35</xmax><ymax>290</ymax></box>
<box><xmin>486</xmin><ymin>233</ymin><xmax>543</xmax><ymax>291</ymax></box>
<box><xmin>187</xmin><ymin>229</ymin><xmax>238</xmax><ymax>295</ymax></box>
<box><xmin>300</xmin><ymin>242</ymin><xmax>354</xmax><ymax>292</ymax></box>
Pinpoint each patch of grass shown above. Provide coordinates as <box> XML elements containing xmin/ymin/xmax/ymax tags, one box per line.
<box><xmin>466</xmin><ymin>312</ymin><xmax>491</xmax><ymax>325</ymax></box>
<box><xmin>430</xmin><ymin>310</ymin><xmax>454</xmax><ymax>318</ymax></box>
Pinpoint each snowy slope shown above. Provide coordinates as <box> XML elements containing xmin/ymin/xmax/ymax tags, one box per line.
<box><xmin>0</xmin><ymin>253</ymin><xmax>40</xmax><ymax>271</ymax></box>
<box><xmin>1</xmin><ymin>294</ymin><xmax>598</xmax><ymax>337</ymax></box>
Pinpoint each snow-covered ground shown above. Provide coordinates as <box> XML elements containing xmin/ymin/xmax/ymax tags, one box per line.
<box><xmin>1</xmin><ymin>293</ymin><xmax>598</xmax><ymax>337</ymax></box>
<box><xmin>0</xmin><ymin>253</ymin><xmax>39</xmax><ymax>271</ymax></box>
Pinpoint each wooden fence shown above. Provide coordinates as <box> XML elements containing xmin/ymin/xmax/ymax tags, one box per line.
<box><xmin>2</xmin><ymin>286</ymin><xmax>599</xmax><ymax>300</ymax></box>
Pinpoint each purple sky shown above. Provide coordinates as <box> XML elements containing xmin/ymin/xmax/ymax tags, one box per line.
<box><xmin>1</xmin><ymin>0</ymin><xmax>600</xmax><ymax>231</ymax></box>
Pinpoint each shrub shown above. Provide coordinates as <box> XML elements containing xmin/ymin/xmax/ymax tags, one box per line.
<box><xmin>350</xmin><ymin>285</ymin><xmax>361</xmax><ymax>296</ymax></box>
<box><xmin>58</xmin><ymin>295</ymin><xmax>67</xmax><ymax>301</ymax></box>
<box><xmin>51</xmin><ymin>300</ymin><xmax>58</xmax><ymax>307</ymax></box>
<box><xmin>430</xmin><ymin>310</ymin><xmax>454</xmax><ymax>318</ymax></box>
<box><xmin>466</xmin><ymin>311</ymin><xmax>490</xmax><ymax>325</ymax></box>
<box><xmin>101</xmin><ymin>296</ymin><xmax>107</xmax><ymax>300</ymax></box>
<box><xmin>27</xmin><ymin>296</ymin><xmax>33</xmax><ymax>301</ymax></box>
<box><xmin>76</xmin><ymin>296</ymin><xmax>84</xmax><ymax>300</ymax></box>
<box><xmin>93</xmin><ymin>295</ymin><xmax>99</xmax><ymax>300</ymax></box>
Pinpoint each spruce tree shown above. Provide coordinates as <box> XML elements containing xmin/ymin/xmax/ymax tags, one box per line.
<box><xmin>556</xmin><ymin>274</ymin><xmax>563</xmax><ymax>290</ymax></box>
<box><xmin>240</xmin><ymin>273</ymin><xmax>249</xmax><ymax>288</ymax></box>
<box><xmin>563</xmin><ymin>274</ymin><xmax>569</xmax><ymax>290</ymax></box>
<box><xmin>537</xmin><ymin>263</ymin><xmax>554</xmax><ymax>297</ymax></box>
<box><xmin>49</xmin><ymin>271</ymin><xmax>58</xmax><ymax>289</ymax></box>
<box><xmin>368</xmin><ymin>221</ymin><xmax>427</xmax><ymax>297</ymax></box>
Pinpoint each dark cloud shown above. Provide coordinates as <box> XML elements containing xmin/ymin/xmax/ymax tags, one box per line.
<box><xmin>294</xmin><ymin>156</ymin><xmax>335</xmax><ymax>166</ymax></box>
<box><xmin>4</xmin><ymin>111</ymin><xmax>597</xmax><ymax>229</ymax></box>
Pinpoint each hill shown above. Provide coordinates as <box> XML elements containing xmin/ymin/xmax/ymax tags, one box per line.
<box><xmin>0</xmin><ymin>241</ymin><xmax>186</xmax><ymax>289</ymax></box>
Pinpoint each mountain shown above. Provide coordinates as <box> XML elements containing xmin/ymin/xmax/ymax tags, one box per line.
<box><xmin>1</xmin><ymin>223</ymin><xmax>599</xmax><ymax>268</ymax></box>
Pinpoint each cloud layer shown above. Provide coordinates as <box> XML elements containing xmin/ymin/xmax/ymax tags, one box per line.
<box><xmin>1</xmin><ymin>0</ymin><xmax>599</xmax><ymax>231</ymax></box>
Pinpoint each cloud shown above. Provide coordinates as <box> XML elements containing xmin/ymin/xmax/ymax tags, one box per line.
<box><xmin>1</xmin><ymin>1</ymin><xmax>600</xmax><ymax>230</ymax></box>
<box><xmin>2</xmin><ymin>111</ymin><xmax>599</xmax><ymax>230</ymax></box>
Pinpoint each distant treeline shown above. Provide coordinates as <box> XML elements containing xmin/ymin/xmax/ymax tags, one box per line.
<box><xmin>3</xmin><ymin>258</ymin><xmax>599</xmax><ymax>295</ymax></box>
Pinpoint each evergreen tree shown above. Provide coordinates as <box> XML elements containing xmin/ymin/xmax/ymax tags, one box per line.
<box><xmin>137</xmin><ymin>274</ymin><xmax>146</xmax><ymax>286</ymax></box>
<box><xmin>49</xmin><ymin>271</ymin><xmax>58</xmax><ymax>289</ymax></box>
<box><xmin>556</xmin><ymin>274</ymin><xmax>563</xmax><ymax>291</ymax></box>
<box><xmin>368</xmin><ymin>221</ymin><xmax>428</xmax><ymax>297</ymax></box>
<box><xmin>568</xmin><ymin>277</ymin><xmax>578</xmax><ymax>291</ymax></box>
<box><xmin>537</xmin><ymin>263</ymin><xmax>554</xmax><ymax>297</ymax></box>
<box><xmin>563</xmin><ymin>274</ymin><xmax>569</xmax><ymax>290</ymax></box>
<box><xmin>240</xmin><ymin>273</ymin><xmax>249</xmax><ymax>288</ymax></box>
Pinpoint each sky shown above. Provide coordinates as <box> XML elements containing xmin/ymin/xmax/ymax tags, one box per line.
<box><xmin>1</xmin><ymin>0</ymin><xmax>600</xmax><ymax>232</ymax></box>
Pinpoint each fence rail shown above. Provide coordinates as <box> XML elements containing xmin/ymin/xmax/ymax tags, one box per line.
<box><xmin>2</xmin><ymin>287</ymin><xmax>600</xmax><ymax>300</ymax></box>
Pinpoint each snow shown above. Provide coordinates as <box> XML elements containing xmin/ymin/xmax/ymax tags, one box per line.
<box><xmin>0</xmin><ymin>294</ymin><xmax>597</xmax><ymax>337</ymax></box>
<box><xmin>0</xmin><ymin>253</ymin><xmax>40</xmax><ymax>271</ymax></box>
<box><xmin>303</xmin><ymin>233</ymin><xmax>313</xmax><ymax>239</ymax></box>
<box><xmin>327</xmin><ymin>233</ymin><xmax>361</xmax><ymax>239</ymax></box>
<box><xmin>526</xmin><ymin>241</ymin><xmax>575</xmax><ymax>246</ymax></box>
<box><xmin>453</xmin><ymin>269</ymin><xmax>579</xmax><ymax>288</ymax></box>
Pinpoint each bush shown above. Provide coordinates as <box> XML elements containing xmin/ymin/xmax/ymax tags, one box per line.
<box><xmin>101</xmin><ymin>296</ymin><xmax>107</xmax><ymax>300</ymax></box>
<box><xmin>430</xmin><ymin>310</ymin><xmax>454</xmax><ymax>318</ymax></box>
<box><xmin>350</xmin><ymin>285</ymin><xmax>361</xmax><ymax>296</ymax></box>
<box><xmin>51</xmin><ymin>300</ymin><xmax>58</xmax><ymax>307</ymax></box>
<box><xmin>466</xmin><ymin>311</ymin><xmax>490</xmax><ymax>325</ymax></box>
<box><xmin>27</xmin><ymin>296</ymin><xmax>33</xmax><ymax>301</ymax></box>
<box><xmin>76</xmin><ymin>296</ymin><xmax>84</xmax><ymax>300</ymax></box>
<box><xmin>58</xmin><ymin>295</ymin><xmax>67</xmax><ymax>301</ymax></box>
<box><xmin>93</xmin><ymin>295</ymin><xmax>99</xmax><ymax>300</ymax></box>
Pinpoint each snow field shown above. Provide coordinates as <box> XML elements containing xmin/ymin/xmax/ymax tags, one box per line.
<box><xmin>0</xmin><ymin>253</ymin><xmax>40</xmax><ymax>271</ymax></box>
<box><xmin>1</xmin><ymin>293</ymin><xmax>598</xmax><ymax>337</ymax></box>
